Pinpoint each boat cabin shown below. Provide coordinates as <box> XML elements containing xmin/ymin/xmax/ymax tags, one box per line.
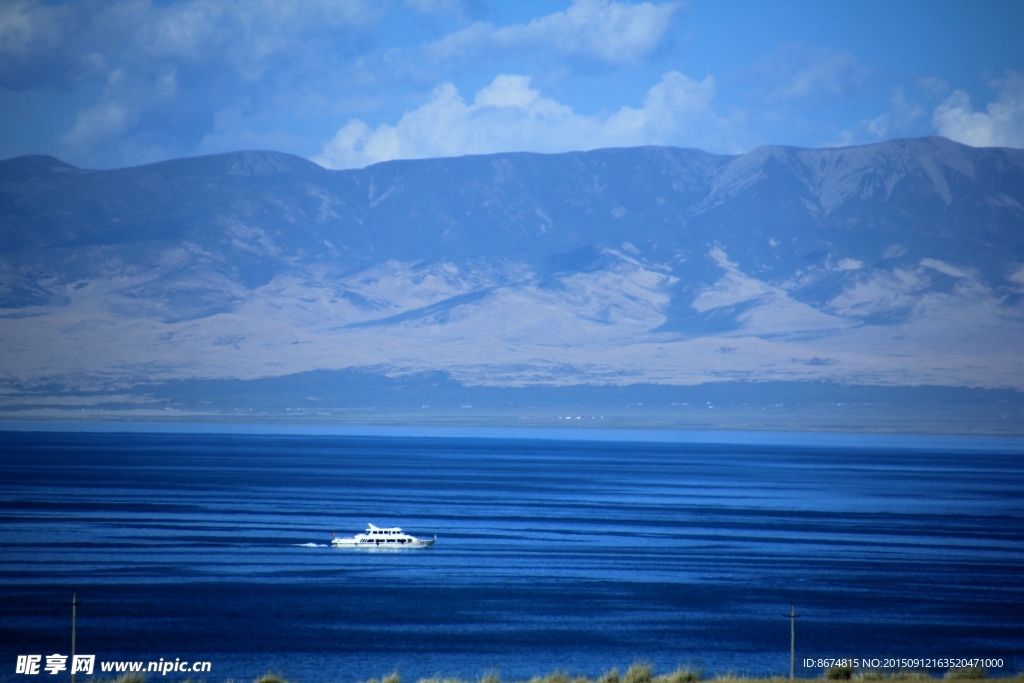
<box><xmin>360</xmin><ymin>524</ymin><xmax>412</xmax><ymax>543</ymax></box>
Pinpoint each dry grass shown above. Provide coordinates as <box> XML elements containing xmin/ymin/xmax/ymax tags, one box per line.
<box><xmin>656</xmin><ymin>668</ymin><xmax>702</xmax><ymax>683</ymax></box>
<box><xmin>111</xmin><ymin>675</ymin><xmax>147</xmax><ymax>683</ymax></box>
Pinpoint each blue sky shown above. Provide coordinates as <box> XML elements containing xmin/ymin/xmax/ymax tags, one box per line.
<box><xmin>1</xmin><ymin>0</ymin><xmax>1022</xmax><ymax>169</ymax></box>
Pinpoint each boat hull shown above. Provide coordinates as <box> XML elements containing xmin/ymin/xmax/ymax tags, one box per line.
<box><xmin>331</xmin><ymin>538</ymin><xmax>435</xmax><ymax>548</ymax></box>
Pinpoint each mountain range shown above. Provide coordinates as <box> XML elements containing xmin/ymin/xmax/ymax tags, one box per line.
<box><xmin>2</xmin><ymin>136</ymin><xmax>1023</xmax><ymax>427</ymax></box>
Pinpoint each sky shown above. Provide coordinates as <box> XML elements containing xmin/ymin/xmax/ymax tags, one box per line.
<box><xmin>0</xmin><ymin>0</ymin><xmax>1022</xmax><ymax>170</ymax></box>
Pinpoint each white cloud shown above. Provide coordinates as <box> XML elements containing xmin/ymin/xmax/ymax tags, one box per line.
<box><xmin>0</xmin><ymin>0</ymin><xmax>60</xmax><ymax>58</ymax></box>
<box><xmin>62</xmin><ymin>102</ymin><xmax>133</xmax><ymax>151</ymax></box>
<box><xmin>882</xmin><ymin>244</ymin><xmax>906</xmax><ymax>259</ymax></box>
<box><xmin>1</xmin><ymin>0</ymin><xmax>381</xmax><ymax>79</ymax></box>
<box><xmin>1</xmin><ymin>0</ymin><xmax>386</xmax><ymax>165</ymax></box>
<box><xmin>315</xmin><ymin>71</ymin><xmax>742</xmax><ymax>168</ymax></box>
<box><xmin>1008</xmin><ymin>265</ymin><xmax>1024</xmax><ymax>291</ymax></box>
<box><xmin>426</xmin><ymin>0</ymin><xmax>681</xmax><ymax>64</ymax></box>
<box><xmin>833</xmin><ymin>87</ymin><xmax>927</xmax><ymax>146</ymax></box>
<box><xmin>0</xmin><ymin>0</ymin><xmax>80</xmax><ymax>88</ymax></box>
<box><xmin>920</xmin><ymin>258</ymin><xmax>969</xmax><ymax>279</ymax></box>
<box><xmin>754</xmin><ymin>44</ymin><xmax>868</xmax><ymax>102</ymax></box>
<box><xmin>933</xmin><ymin>70</ymin><xmax>1024</xmax><ymax>148</ymax></box>
<box><xmin>133</xmin><ymin>0</ymin><xmax>382</xmax><ymax>77</ymax></box>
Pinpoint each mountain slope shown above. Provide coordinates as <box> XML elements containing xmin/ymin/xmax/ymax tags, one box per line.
<box><xmin>1</xmin><ymin>137</ymin><xmax>1023</xmax><ymax>399</ymax></box>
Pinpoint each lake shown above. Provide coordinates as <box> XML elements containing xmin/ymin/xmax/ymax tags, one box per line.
<box><xmin>1</xmin><ymin>428</ymin><xmax>1022</xmax><ymax>682</ymax></box>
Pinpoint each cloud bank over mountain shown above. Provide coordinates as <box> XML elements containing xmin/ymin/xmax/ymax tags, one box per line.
<box><xmin>932</xmin><ymin>72</ymin><xmax>1024</xmax><ymax>149</ymax></box>
<box><xmin>1</xmin><ymin>1</ymin><xmax>1021</xmax><ymax>169</ymax></box>
<box><xmin>315</xmin><ymin>72</ymin><xmax>740</xmax><ymax>169</ymax></box>
<box><xmin>2</xmin><ymin>137</ymin><xmax>1023</xmax><ymax>403</ymax></box>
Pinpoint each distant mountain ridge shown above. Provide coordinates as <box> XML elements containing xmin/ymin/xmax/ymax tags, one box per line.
<box><xmin>1</xmin><ymin>137</ymin><xmax>1023</xmax><ymax>406</ymax></box>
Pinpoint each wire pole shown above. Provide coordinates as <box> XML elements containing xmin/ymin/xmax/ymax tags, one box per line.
<box><xmin>784</xmin><ymin>603</ymin><xmax>800</xmax><ymax>680</ymax></box>
<box><xmin>66</xmin><ymin>591</ymin><xmax>82</xmax><ymax>683</ymax></box>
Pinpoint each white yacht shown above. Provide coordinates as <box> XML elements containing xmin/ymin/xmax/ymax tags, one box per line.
<box><xmin>331</xmin><ymin>523</ymin><xmax>436</xmax><ymax>548</ymax></box>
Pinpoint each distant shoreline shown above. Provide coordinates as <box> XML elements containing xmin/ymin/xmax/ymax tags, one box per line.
<box><xmin>3</xmin><ymin>377</ymin><xmax>1021</xmax><ymax>436</ymax></box>
<box><xmin>2</xmin><ymin>419</ymin><xmax>1023</xmax><ymax>450</ymax></box>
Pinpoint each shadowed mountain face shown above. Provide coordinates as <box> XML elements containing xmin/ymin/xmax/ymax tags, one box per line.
<box><xmin>1</xmin><ymin>137</ymin><xmax>1024</xmax><ymax>399</ymax></box>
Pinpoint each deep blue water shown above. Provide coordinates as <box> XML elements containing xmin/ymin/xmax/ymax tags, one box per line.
<box><xmin>1</xmin><ymin>430</ymin><xmax>1023</xmax><ymax>682</ymax></box>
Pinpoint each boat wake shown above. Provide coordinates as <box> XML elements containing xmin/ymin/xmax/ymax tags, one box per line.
<box><xmin>294</xmin><ymin>543</ymin><xmax>328</xmax><ymax>547</ymax></box>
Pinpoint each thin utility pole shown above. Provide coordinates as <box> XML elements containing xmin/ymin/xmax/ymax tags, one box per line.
<box><xmin>785</xmin><ymin>603</ymin><xmax>800</xmax><ymax>680</ymax></box>
<box><xmin>67</xmin><ymin>591</ymin><xmax>82</xmax><ymax>683</ymax></box>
